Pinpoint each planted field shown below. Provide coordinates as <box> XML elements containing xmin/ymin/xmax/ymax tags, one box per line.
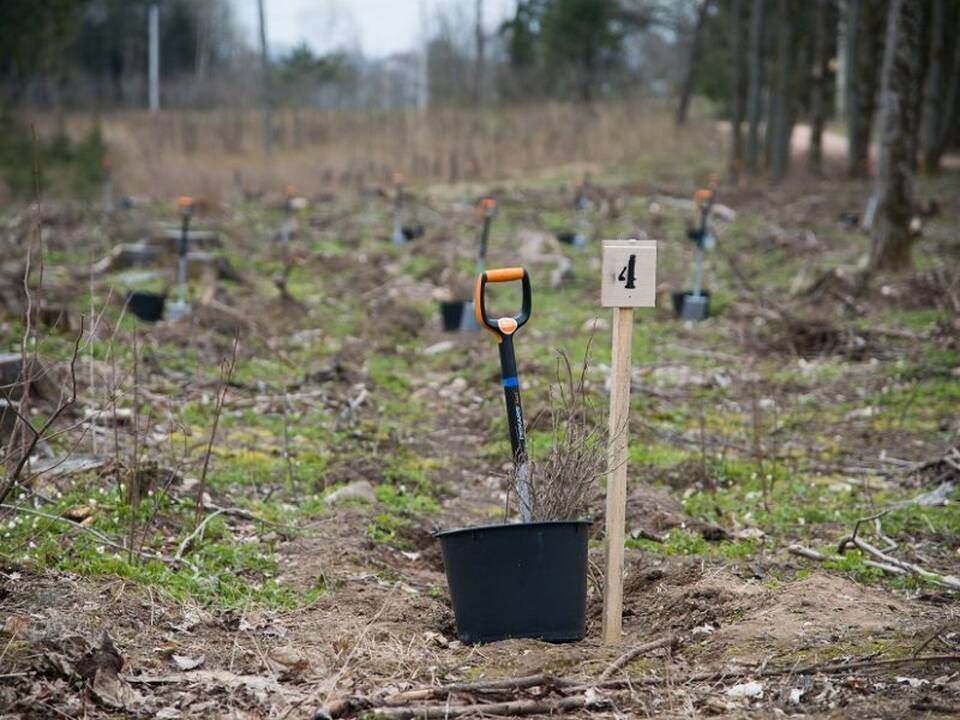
<box><xmin>1</xmin><ymin>127</ymin><xmax>957</xmax><ymax>718</ymax></box>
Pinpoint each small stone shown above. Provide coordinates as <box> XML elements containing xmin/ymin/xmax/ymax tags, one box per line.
<box><xmin>171</xmin><ymin>654</ymin><xmax>204</xmax><ymax>671</ymax></box>
<box><xmin>424</xmin><ymin>340</ymin><xmax>455</xmax><ymax>356</ymax></box>
<box><xmin>726</xmin><ymin>681</ymin><xmax>764</xmax><ymax>699</ymax></box>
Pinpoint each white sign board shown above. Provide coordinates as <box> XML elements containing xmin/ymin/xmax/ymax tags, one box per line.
<box><xmin>601</xmin><ymin>240</ymin><xmax>657</xmax><ymax>308</ymax></box>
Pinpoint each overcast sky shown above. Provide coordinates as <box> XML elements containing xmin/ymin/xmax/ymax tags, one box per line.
<box><xmin>231</xmin><ymin>0</ymin><xmax>517</xmax><ymax>58</ymax></box>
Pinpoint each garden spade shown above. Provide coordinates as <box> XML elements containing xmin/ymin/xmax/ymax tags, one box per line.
<box><xmin>166</xmin><ymin>196</ymin><xmax>193</xmax><ymax>321</ymax></box>
<box><xmin>392</xmin><ymin>173</ymin><xmax>406</xmax><ymax>246</ymax></box>
<box><xmin>674</xmin><ymin>179</ymin><xmax>718</xmax><ymax>322</ymax></box>
<box><xmin>476</xmin><ymin>196</ymin><xmax>496</xmax><ymax>274</ymax></box>
<box><xmin>475</xmin><ymin>267</ymin><xmax>533</xmax><ymax>521</ymax></box>
<box><xmin>459</xmin><ymin>197</ymin><xmax>498</xmax><ymax>331</ymax></box>
<box><xmin>690</xmin><ymin>186</ymin><xmax>716</xmax><ymax>298</ymax></box>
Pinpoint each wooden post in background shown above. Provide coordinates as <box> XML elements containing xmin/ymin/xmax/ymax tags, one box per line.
<box><xmin>600</xmin><ymin>239</ymin><xmax>657</xmax><ymax>645</ymax></box>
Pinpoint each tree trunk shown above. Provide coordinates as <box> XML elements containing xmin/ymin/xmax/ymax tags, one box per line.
<box><xmin>770</xmin><ymin>0</ymin><xmax>795</xmax><ymax>180</ymax></box>
<box><xmin>473</xmin><ymin>0</ymin><xmax>485</xmax><ymax>105</ymax></box>
<box><xmin>848</xmin><ymin>0</ymin><xmax>885</xmax><ymax>177</ymax></box>
<box><xmin>729</xmin><ymin>0</ymin><xmax>747</xmax><ymax>180</ymax></box>
<box><xmin>937</xmin><ymin>14</ymin><xmax>960</xmax><ymax>157</ymax></box>
<box><xmin>836</xmin><ymin>0</ymin><xmax>847</xmax><ymax>120</ymax></box>
<box><xmin>257</xmin><ymin>0</ymin><xmax>272</xmax><ymax>154</ymax></box>
<box><xmin>869</xmin><ymin>0</ymin><xmax>920</xmax><ymax>271</ymax></box>
<box><xmin>924</xmin><ymin>2</ymin><xmax>960</xmax><ymax>171</ymax></box>
<box><xmin>921</xmin><ymin>0</ymin><xmax>945</xmax><ymax>171</ymax></box>
<box><xmin>907</xmin><ymin>0</ymin><xmax>933</xmax><ymax>171</ymax></box>
<box><xmin>675</xmin><ymin>0</ymin><xmax>714</xmax><ymax>126</ymax></box>
<box><xmin>809</xmin><ymin>0</ymin><xmax>830</xmax><ymax>174</ymax></box>
<box><xmin>746</xmin><ymin>0</ymin><xmax>766</xmax><ymax>169</ymax></box>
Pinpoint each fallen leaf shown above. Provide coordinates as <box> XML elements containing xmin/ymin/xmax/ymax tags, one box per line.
<box><xmin>61</xmin><ymin>504</ymin><xmax>94</xmax><ymax>522</ymax></box>
<box><xmin>76</xmin><ymin>632</ymin><xmax>122</xmax><ymax>682</ymax></box>
<box><xmin>91</xmin><ymin>666</ymin><xmax>143</xmax><ymax>710</ymax></box>
<box><xmin>3</xmin><ymin>614</ymin><xmax>30</xmax><ymax>640</ymax></box>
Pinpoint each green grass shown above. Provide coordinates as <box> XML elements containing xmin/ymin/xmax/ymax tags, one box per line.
<box><xmin>1</xmin><ymin>486</ymin><xmax>323</xmax><ymax>609</ymax></box>
<box><xmin>625</xmin><ymin>528</ymin><xmax>756</xmax><ymax>559</ymax></box>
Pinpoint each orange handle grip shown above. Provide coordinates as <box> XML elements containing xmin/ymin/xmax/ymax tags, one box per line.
<box><xmin>484</xmin><ymin>267</ymin><xmax>524</xmax><ymax>283</ymax></box>
<box><xmin>694</xmin><ymin>189</ymin><xmax>713</xmax><ymax>208</ymax></box>
<box><xmin>177</xmin><ymin>195</ymin><xmax>194</xmax><ymax>210</ymax></box>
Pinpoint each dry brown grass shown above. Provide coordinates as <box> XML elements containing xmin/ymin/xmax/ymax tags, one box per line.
<box><xmin>29</xmin><ymin>102</ymin><xmax>721</xmax><ymax>201</ymax></box>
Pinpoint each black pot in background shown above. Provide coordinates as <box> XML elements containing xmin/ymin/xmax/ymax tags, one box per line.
<box><xmin>127</xmin><ymin>291</ymin><xmax>166</xmax><ymax>323</ymax></box>
<box><xmin>672</xmin><ymin>290</ymin><xmax>711</xmax><ymax>321</ymax></box>
<box><xmin>439</xmin><ymin>301</ymin><xmax>479</xmax><ymax>332</ymax></box>
<box><xmin>435</xmin><ymin>520</ymin><xmax>591</xmax><ymax>644</ymax></box>
<box><xmin>556</xmin><ymin>231</ymin><xmax>586</xmax><ymax>247</ymax></box>
<box><xmin>440</xmin><ymin>301</ymin><xmax>466</xmax><ymax>332</ymax></box>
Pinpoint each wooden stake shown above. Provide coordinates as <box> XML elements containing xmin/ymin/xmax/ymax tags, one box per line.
<box><xmin>600</xmin><ymin>238</ymin><xmax>656</xmax><ymax>645</ymax></box>
<box><xmin>602</xmin><ymin>305</ymin><xmax>634</xmax><ymax>645</ymax></box>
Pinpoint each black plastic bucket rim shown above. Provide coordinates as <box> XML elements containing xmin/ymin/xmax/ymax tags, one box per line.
<box><xmin>435</xmin><ymin>519</ymin><xmax>592</xmax><ymax>645</ymax></box>
<box><xmin>432</xmin><ymin>518</ymin><xmax>592</xmax><ymax>539</ymax></box>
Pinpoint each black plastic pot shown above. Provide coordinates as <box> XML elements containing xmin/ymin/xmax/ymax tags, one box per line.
<box><xmin>440</xmin><ymin>301</ymin><xmax>466</xmax><ymax>331</ymax></box>
<box><xmin>556</xmin><ymin>231</ymin><xmax>586</xmax><ymax>247</ymax></box>
<box><xmin>671</xmin><ymin>290</ymin><xmax>711</xmax><ymax>321</ymax></box>
<box><xmin>439</xmin><ymin>301</ymin><xmax>479</xmax><ymax>332</ymax></box>
<box><xmin>435</xmin><ymin>520</ymin><xmax>591</xmax><ymax>644</ymax></box>
<box><xmin>127</xmin><ymin>291</ymin><xmax>166</xmax><ymax>323</ymax></box>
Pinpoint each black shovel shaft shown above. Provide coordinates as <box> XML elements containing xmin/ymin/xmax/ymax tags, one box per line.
<box><xmin>498</xmin><ymin>335</ymin><xmax>526</xmax><ymax>463</ymax></box>
<box><xmin>479</xmin><ymin>215</ymin><xmax>492</xmax><ymax>262</ymax></box>
<box><xmin>179</xmin><ymin>213</ymin><xmax>191</xmax><ymax>257</ymax></box>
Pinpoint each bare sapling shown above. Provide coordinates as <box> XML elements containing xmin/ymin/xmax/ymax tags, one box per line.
<box><xmin>511</xmin><ymin>345</ymin><xmax>604</xmax><ymax>522</ymax></box>
<box><xmin>0</xmin><ymin>201</ymin><xmax>83</xmax><ymax>507</ymax></box>
<box><xmin>194</xmin><ymin>332</ymin><xmax>240</xmax><ymax>527</ymax></box>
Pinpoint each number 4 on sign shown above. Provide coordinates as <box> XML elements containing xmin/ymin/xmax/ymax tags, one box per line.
<box><xmin>618</xmin><ymin>255</ymin><xmax>637</xmax><ymax>289</ymax></box>
<box><xmin>600</xmin><ymin>239</ymin><xmax>657</xmax><ymax>646</ymax></box>
<box><xmin>602</xmin><ymin>240</ymin><xmax>656</xmax><ymax>308</ymax></box>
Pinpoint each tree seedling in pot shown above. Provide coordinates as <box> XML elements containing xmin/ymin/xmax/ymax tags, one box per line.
<box><xmin>439</xmin><ymin>196</ymin><xmax>497</xmax><ymax>332</ymax></box>
<box><xmin>274</xmin><ymin>184</ymin><xmax>307</xmax><ymax>303</ymax></box>
<box><xmin>390</xmin><ymin>172</ymin><xmax>424</xmax><ymax>245</ymax></box>
<box><xmin>433</xmin><ymin>266</ymin><xmax>592</xmax><ymax>644</ymax></box>
<box><xmin>673</xmin><ymin>178</ymin><xmax>718</xmax><ymax>322</ymax></box>
<box><xmin>126</xmin><ymin>196</ymin><xmax>194</xmax><ymax>323</ymax></box>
